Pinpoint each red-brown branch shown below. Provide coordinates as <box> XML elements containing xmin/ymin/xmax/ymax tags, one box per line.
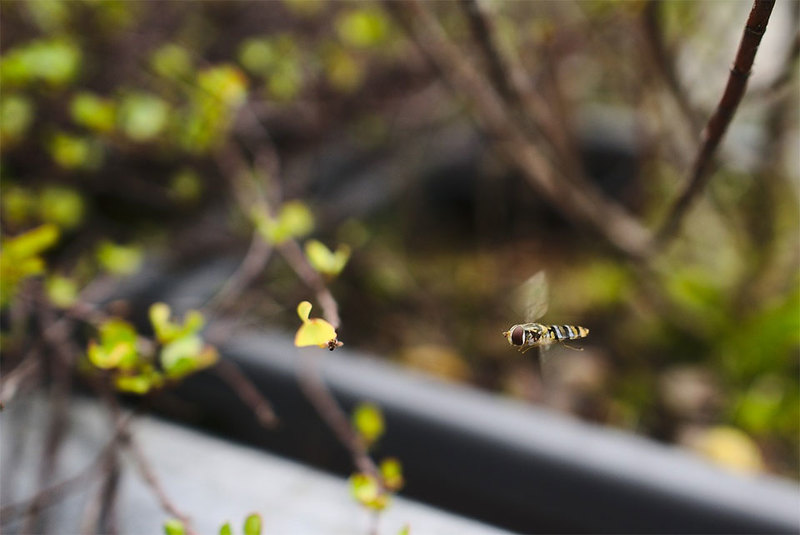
<box><xmin>656</xmin><ymin>0</ymin><xmax>776</xmax><ymax>245</ymax></box>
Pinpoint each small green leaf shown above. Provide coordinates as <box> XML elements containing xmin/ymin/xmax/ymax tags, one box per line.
<box><xmin>336</xmin><ymin>7</ymin><xmax>390</xmax><ymax>49</ymax></box>
<box><xmin>0</xmin><ymin>94</ymin><xmax>34</xmax><ymax>142</ymax></box>
<box><xmin>380</xmin><ymin>457</ymin><xmax>404</xmax><ymax>491</ymax></box>
<box><xmin>2</xmin><ymin>224</ymin><xmax>59</xmax><ymax>261</ymax></box>
<box><xmin>297</xmin><ymin>300</ymin><xmax>313</xmax><ymax>323</ymax></box>
<box><xmin>49</xmin><ymin>132</ymin><xmax>101</xmax><ymax>170</ymax></box>
<box><xmin>149</xmin><ymin>302</ymin><xmax>175</xmax><ymax>342</ymax></box>
<box><xmin>151</xmin><ymin>44</ymin><xmax>192</xmax><ymax>79</ymax></box>
<box><xmin>352</xmin><ymin>403</ymin><xmax>384</xmax><ymax>446</ymax></box>
<box><xmin>96</xmin><ymin>241</ymin><xmax>143</xmax><ymax>276</ymax></box>
<box><xmin>38</xmin><ymin>186</ymin><xmax>85</xmax><ymax>229</ymax></box>
<box><xmin>253</xmin><ymin>201</ymin><xmax>314</xmax><ymax>245</ymax></box>
<box><xmin>349</xmin><ymin>472</ymin><xmax>389</xmax><ymax>510</ymax></box>
<box><xmin>70</xmin><ymin>92</ymin><xmax>116</xmax><ymax>133</ymax></box>
<box><xmin>46</xmin><ymin>275</ymin><xmax>78</xmax><ymax>308</ymax></box>
<box><xmin>219</xmin><ymin>522</ymin><xmax>233</xmax><ymax>535</ymax></box>
<box><xmin>115</xmin><ymin>369</ymin><xmax>163</xmax><ymax>395</ymax></box>
<box><xmin>197</xmin><ymin>65</ymin><xmax>248</xmax><ymax>107</ymax></box>
<box><xmin>243</xmin><ymin>513</ymin><xmax>262</xmax><ymax>535</ymax></box>
<box><xmin>397</xmin><ymin>525</ymin><xmax>410</xmax><ymax>535</ymax></box>
<box><xmin>163</xmin><ymin>518</ymin><xmax>185</xmax><ymax>535</ymax></box>
<box><xmin>160</xmin><ymin>334</ymin><xmax>203</xmax><ymax>378</ymax></box>
<box><xmin>305</xmin><ymin>240</ymin><xmax>350</xmax><ymax>278</ymax></box>
<box><xmin>118</xmin><ymin>93</ymin><xmax>169</xmax><ymax>141</ymax></box>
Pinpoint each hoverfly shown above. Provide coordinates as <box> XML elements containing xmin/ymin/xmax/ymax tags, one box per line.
<box><xmin>502</xmin><ymin>272</ymin><xmax>589</xmax><ymax>361</ymax></box>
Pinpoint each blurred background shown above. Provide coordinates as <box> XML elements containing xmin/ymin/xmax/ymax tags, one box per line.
<box><xmin>1</xmin><ymin>0</ymin><xmax>798</xmax><ymax>531</ymax></box>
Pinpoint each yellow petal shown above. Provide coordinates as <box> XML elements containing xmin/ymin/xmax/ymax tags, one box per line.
<box><xmin>294</xmin><ymin>318</ymin><xmax>337</xmax><ymax>347</ymax></box>
<box><xmin>297</xmin><ymin>300</ymin><xmax>313</xmax><ymax>323</ymax></box>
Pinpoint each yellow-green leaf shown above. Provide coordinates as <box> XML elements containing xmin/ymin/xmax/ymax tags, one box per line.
<box><xmin>294</xmin><ymin>318</ymin><xmax>337</xmax><ymax>348</ymax></box>
<box><xmin>305</xmin><ymin>239</ymin><xmax>350</xmax><ymax>278</ymax></box>
<box><xmin>243</xmin><ymin>513</ymin><xmax>262</xmax><ymax>535</ymax></box>
<box><xmin>380</xmin><ymin>457</ymin><xmax>404</xmax><ymax>491</ymax></box>
<box><xmin>352</xmin><ymin>402</ymin><xmax>384</xmax><ymax>446</ymax></box>
<box><xmin>96</xmin><ymin>241</ymin><xmax>142</xmax><ymax>276</ymax></box>
<box><xmin>164</xmin><ymin>518</ymin><xmax>185</xmax><ymax>535</ymax></box>
<box><xmin>349</xmin><ymin>472</ymin><xmax>389</xmax><ymax>510</ymax></box>
<box><xmin>297</xmin><ymin>300</ymin><xmax>313</xmax><ymax>322</ymax></box>
<box><xmin>46</xmin><ymin>275</ymin><xmax>78</xmax><ymax>308</ymax></box>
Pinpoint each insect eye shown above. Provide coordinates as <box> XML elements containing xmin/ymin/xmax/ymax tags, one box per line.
<box><xmin>510</xmin><ymin>326</ymin><xmax>524</xmax><ymax>346</ymax></box>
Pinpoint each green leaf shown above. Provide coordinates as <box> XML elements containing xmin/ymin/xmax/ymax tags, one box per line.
<box><xmin>253</xmin><ymin>201</ymin><xmax>314</xmax><ymax>245</ymax></box>
<box><xmin>49</xmin><ymin>132</ymin><xmax>102</xmax><ymax>170</ymax></box>
<box><xmin>243</xmin><ymin>513</ymin><xmax>262</xmax><ymax>535</ymax></box>
<box><xmin>349</xmin><ymin>473</ymin><xmax>389</xmax><ymax>510</ymax></box>
<box><xmin>149</xmin><ymin>302</ymin><xmax>175</xmax><ymax>342</ymax></box>
<box><xmin>305</xmin><ymin>240</ymin><xmax>350</xmax><ymax>278</ymax></box>
<box><xmin>38</xmin><ymin>187</ymin><xmax>85</xmax><ymax>229</ymax></box>
<box><xmin>160</xmin><ymin>334</ymin><xmax>203</xmax><ymax>378</ymax></box>
<box><xmin>151</xmin><ymin>44</ymin><xmax>192</xmax><ymax>79</ymax></box>
<box><xmin>118</xmin><ymin>93</ymin><xmax>170</xmax><ymax>141</ymax></box>
<box><xmin>96</xmin><ymin>242</ymin><xmax>143</xmax><ymax>276</ymax></box>
<box><xmin>70</xmin><ymin>92</ymin><xmax>116</xmax><ymax>133</ymax></box>
<box><xmin>294</xmin><ymin>301</ymin><xmax>338</xmax><ymax>348</ymax></box>
<box><xmin>115</xmin><ymin>369</ymin><xmax>163</xmax><ymax>394</ymax></box>
<box><xmin>0</xmin><ymin>38</ymin><xmax>80</xmax><ymax>87</ymax></box>
<box><xmin>0</xmin><ymin>94</ymin><xmax>34</xmax><ymax>142</ymax></box>
<box><xmin>2</xmin><ymin>224</ymin><xmax>59</xmax><ymax>261</ymax></box>
<box><xmin>197</xmin><ymin>65</ymin><xmax>248</xmax><ymax>107</ymax></box>
<box><xmin>219</xmin><ymin>522</ymin><xmax>233</xmax><ymax>535</ymax></box>
<box><xmin>380</xmin><ymin>457</ymin><xmax>404</xmax><ymax>491</ymax></box>
<box><xmin>46</xmin><ymin>275</ymin><xmax>78</xmax><ymax>308</ymax></box>
<box><xmin>352</xmin><ymin>403</ymin><xmax>384</xmax><ymax>446</ymax></box>
<box><xmin>397</xmin><ymin>525</ymin><xmax>410</xmax><ymax>535</ymax></box>
<box><xmin>163</xmin><ymin>518</ymin><xmax>186</xmax><ymax>535</ymax></box>
<box><xmin>336</xmin><ymin>7</ymin><xmax>390</xmax><ymax>49</ymax></box>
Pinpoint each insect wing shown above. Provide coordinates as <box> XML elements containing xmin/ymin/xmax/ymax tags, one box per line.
<box><xmin>516</xmin><ymin>271</ymin><xmax>549</xmax><ymax>323</ymax></box>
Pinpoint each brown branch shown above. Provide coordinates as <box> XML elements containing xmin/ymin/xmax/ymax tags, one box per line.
<box><xmin>0</xmin><ymin>354</ymin><xmax>41</xmax><ymax>409</ymax></box>
<box><xmin>279</xmin><ymin>240</ymin><xmax>341</xmax><ymax>329</ymax></box>
<box><xmin>123</xmin><ymin>433</ymin><xmax>198</xmax><ymax>535</ymax></box>
<box><xmin>387</xmin><ymin>0</ymin><xmax>654</xmax><ymax>260</ymax></box>
<box><xmin>655</xmin><ymin>0</ymin><xmax>777</xmax><ymax>246</ymax></box>
<box><xmin>0</xmin><ymin>413</ymin><xmax>133</xmax><ymax>525</ymax></box>
<box><xmin>214</xmin><ymin>360</ymin><xmax>278</xmax><ymax>428</ymax></box>
<box><xmin>297</xmin><ymin>354</ymin><xmax>379</xmax><ymax>479</ymax></box>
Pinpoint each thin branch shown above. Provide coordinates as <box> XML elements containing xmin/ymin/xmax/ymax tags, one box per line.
<box><xmin>0</xmin><ymin>413</ymin><xmax>133</xmax><ymax>525</ymax></box>
<box><xmin>655</xmin><ymin>0</ymin><xmax>777</xmax><ymax>246</ymax></box>
<box><xmin>297</xmin><ymin>353</ymin><xmax>379</xmax><ymax>479</ymax></box>
<box><xmin>279</xmin><ymin>240</ymin><xmax>341</xmax><ymax>329</ymax></box>
<box><xmin>214</xmin><ymin>360</ymin><xmax>278</xmax><ymax>428</ymax></box>
<box><xmin>387</xmin><ymin>0</ymin><xmax>654</xmax><ymax>260</ymax></box>
<box><xmin>123</xmin><ymin>433</ymin><xmax>198</xmax><ymax>535</ymax></box>
<box><xmin>0</xmin><ymin>354</ymin><xmax>41</xmax><ymax>409</ymax></box>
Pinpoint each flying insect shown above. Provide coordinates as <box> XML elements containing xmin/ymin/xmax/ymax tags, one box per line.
<box><xmin>502</xmin><ymin>272</ymin><xmax>589</xmax><ymax>356</ymax></box>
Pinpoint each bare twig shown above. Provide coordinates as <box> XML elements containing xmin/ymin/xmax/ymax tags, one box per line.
<box><xmin>214</xmin><ymin>360</ymin><xmax>278</xmax><ymax>428</ymax></box>
<box><xmin>297</xmin><ymin>353</ymin><xmax>379</xmax><ymax>479</ymax></box>
<box><xmin>202</xmin><ymin>232</ymin><xmax>273</xmax><ymax>315</ymax></box>
<box><xmin>387</xmin><ymin>0</ymin><xmax>654</xmax><ymax>260</ymax></box>
<box><xmin>123</xmin><ymin>434</ymin><xmax>198</xmax><ymax>535</ymax></box>
<box><xmin>0</xmin><ymin>354</ymin><xmax>41</xmax><ymax>408</ymax></box>
<box><xmin>279</xmin><ymin>240</ymin><xmax>341</xmax><ymax>329</ymax></box>
<box><xmin>0</xmin><ymin>413</ymin><xmax>133</xmax><ymax>525</ymax></box>
<box><xmin>655</xmin><ymin>0</ymin><xmax>777</xmax><ymax>246</ymax></box>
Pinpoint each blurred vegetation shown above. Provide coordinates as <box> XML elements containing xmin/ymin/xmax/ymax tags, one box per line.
<box><xmin>1</xmin><ymin>0</ymin><xmax>798</xmax><ymax>489</ymax></box>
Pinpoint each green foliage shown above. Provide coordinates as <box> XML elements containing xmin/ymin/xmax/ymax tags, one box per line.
<box><xmin>0</xmin><ymin>94</ymin><xmax>34</xmax><ymax>144</ymax></box>
<box><xmin>305</xmin><ymin>239</ymin><xmax>350</xmax><ymax>278</ymax></box>
<box><xmin>118</xmin><ymin>92</ymin><xmax>170</xmax><ymax>142</ymax></box>
<box><xmin>237</xmin><ymin>35</ymin><xmax>302</xmax><ymax>100</ymax></box>
<box><xmin>336</xmin><ymin>7</ymin><xmax>390</xmax><ymax>49</ymax></box>
<box><xmin>48</xmin><ymin>132</ymin><xmax>102</xmax><ymax>170</ymax></box>
<box><xmin>352</xmin><ymin>402</ymin><xmax>384</xmax><ymax>446</ymax></box>
<box><xmin>253</xmin><ymin>201</ymin><xmax>314</xmax><ymax>245</ymax></box>
<box><xmin>379</xmin><ymin>457</ymin><xmax>404</xmax><ymax>491</ymax></box>
<box><xmin>163</xmin><ymin>518</ymin><xmax>186</xmax><ymax>535</ymax></box>
<box><xmin>0</xmin><ymin>38</ymin><xmax>81</xmax><ymax>87</ymax></box>
<box><xmin>39</xmin><ymin>187</ymin><xmax>85</xmax><ymax>229</ymax></box>
<box><xmin>0</xmin><ymin>224</ymin><xmax>60</xmax><ymax>306</ymax></box>
<box><xmin>243</xmin><ymin>514</ymin><xmax>262</xmax><ymax>535</ymax></box>
<box><xmin>96</xmin><ymin>242</ymin><xmax>143</xmax><ymax>276</ymax></box>
<box><xmin>151</xmin><ymin>43</ymin><xmax>193</xmax><ymax>79</ymax></box>
<box><xmin>219</xmin><ymin>523</ymin><xmax>233</xmax><ymax>535</ymax></box>
<box><xmin>70</xmin><ymin>92</ymin><xmax>116</xmax><ymax>133</ymax></box>
<box><xmin>149</xmin><ymin>303</ymin><xmax>218</xmax><ymax>379</ymax></box>
<box><xmin>88</xmin><ymin>318</ymin><xmax>139</xmax><ymax>370</ymax></box>
<box><xmin>168</xmin><ymin>169</ymin><xmax>203</xmax><ymax>203</ymax></box>
<box><xmin>46</xmin><ymin>274</ymin><xmax>78</xmax><ymax>308</ymax></box>
<box><xmin>349</xmin><ymin>472</ymin><xmax>389</xmax><ymax>511</ymax></box>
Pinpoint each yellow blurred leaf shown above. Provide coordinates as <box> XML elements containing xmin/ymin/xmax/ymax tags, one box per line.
<box><xmin>294</xmin><ymin>318</ymin><xmax>337</xmax><ymax>348</ymax></box>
